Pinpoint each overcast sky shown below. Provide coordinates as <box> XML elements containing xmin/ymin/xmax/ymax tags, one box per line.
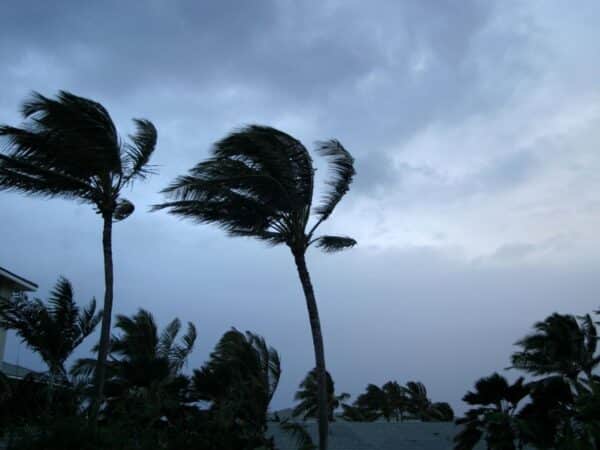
<box><xmin>2</xmin><ymin>0</ymin><xmax>600</xmax><ymax>414</ymax></box>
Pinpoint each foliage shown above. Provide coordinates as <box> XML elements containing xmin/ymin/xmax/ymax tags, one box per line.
<box><xmin>342</xmin><ymin>379</ymin><xmax>454</xmax><ymax>422</ymax></box>
<box><xmin>280</xmin><ymin>419</ymin><xmax>316</xmax><ymax>450</ymax></box>
<box><xmin>292</xmin><ymin>368</ymin><xmax>349</xmax><ymax>421</ymax></box>
<box><xmin>456</xmin><ymin>309</ymin><xmax>600</xmax><ymax>450</ymax></box>
<box><xmin>72</xmin><ymin>309</ymin><xmax>196</xmax><ymax>427</ymax></box>
<box><xmin>0</xmin><ymin>91</ymin><xmax>157</xmax><ymax>216</ymax></box>
<box><xmin>153</xmin><ymin>125</ymin><xmax>356</xmax><ymax>254</ymax></box>
<box><xmin>191</xmin><ymin>328</ymin><xmax>281</xmax><ymax>449</ymax></box>
<box><xmin>454</xmin><ymin>373</ymin><xmax>528</xmax><ymax>450</ymax></box>
<box><xmin>0</xmin><ymin>277</ymin><xmax>101</xmax><ymax>381</ymax></box>
<box><xmin>511</xmin><ymin>313</ymin><xmax>599</xmax><ymax>383</ymax></box>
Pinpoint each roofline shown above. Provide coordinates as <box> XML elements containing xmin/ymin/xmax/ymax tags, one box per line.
<box><xmin>0</xmin><ymin>267</ymin><xmax>38</xmax><ymax>291</ymax></box>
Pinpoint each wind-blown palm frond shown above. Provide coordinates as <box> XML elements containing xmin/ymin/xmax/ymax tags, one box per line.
<box><xmin>313</xmin><ymin>140</ymin><xmax>355</xmax><ymax>226</ymax></box>
<box><xmin>313</xmin><ymin>235</ymin><xmax>357</xmax><ymax>253</ymax></box>
<box><xmin>169</xmin><ymin>322</ymin><xmax>197</xmax><ymax>372</ymax></box>
<box><xmin>122</xmin><ymin>119</ymin><xmax>158</xmax><ymax>182</ymax></box>
<box><xmin>280</xmin><ymin>419</ymin><xmax>316</xmax><ymax>450</ymax></box>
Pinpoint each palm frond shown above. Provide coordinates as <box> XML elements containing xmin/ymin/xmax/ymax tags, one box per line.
<box><xmin>280</xmin><ymin>419</ymin><xmax>316</xmax><ymax>450</ymax></box>
<box><xmin>314</xmin><ymin>235</ymin><xmax>357</xmax><ymax>253</ymax></box>
<box><xmin>0</xmin><ymin>153</ymin><xmax>96</xmax><ymax>201</ymax></box>
<box><xmin>76</xmin><ymin>298</ymin><xmax>102</xmax><ymax>345</ymax></box>
<box><xmin>170</xmin><ymin>322</ymin><xmax>197</xmax><ymax>372</ymax></box>
<box><xmin>313</xmin><ymin>139</ymin><xmax>355</xmax><ymax>225</ymax></box>
<box><xmin>158</xmin><ymin>318</ymin><xmax>182</xmax><ymax>357</ymax></box>
<box><xmin>122</xmin><ymin>118</ymin><xmax>157</xmax><ymax>182</ymax></box>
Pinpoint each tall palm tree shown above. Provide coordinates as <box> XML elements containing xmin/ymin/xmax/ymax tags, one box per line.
<box><xmin>0</xmin><ymin>91</ymin><xmax>158</xmax><ymax>418</ymax></box>
<box><xmin>0</xmin><ymin>277</ymin><xmax>101</xmax><ymax>401</ymax></box>
<box><xmin>72</xmin><ymin>309</ymin><xmax>196</xmax><ymax>426</ymax></box>
<box><xmin>511</xmin><ymin>313</ymin><xmax>600</xmax><ymax>385</ymax></box>
<box><xmin>192</xmin><ymin>328</ymin><xmax>281</xmax><ymax>448</ymax></box>
<box><xmin>455</xmin><ymin>373</ymin><xmax>529</xmax><ymax>450</ymax></box>
<box><xmin>154</xmin><ymin>125</ymin><xmax>356</xmax><ymax>450</ymax></box>
<box><xmin>292</xmin><ymin>368</ymin><xmax>350</xmax><ymax>421</ymax></box>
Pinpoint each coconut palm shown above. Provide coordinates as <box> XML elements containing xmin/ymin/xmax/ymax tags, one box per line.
<box><xmin>191</xmin><ymin>328</ymin><xmax>281</xmax><ymax>448</ymax></box>
<box><xmin>511</xmin><ymin>313</ymin><xmax>600</xmax><ymax>385</ymax></box>
<box><xmin>0</xmin><ymin>277</ymin><xmax>101</xmax><ymax>402</ymax></box>
<box><xmin>292</xmin><ymin>368</ymin><xmax>350</xmax><ymax>421</ymax></box>
<box><xmin>349</xmin><ymin>383</ymin><xmax>389</xmax><ymax>422</ymax></box>
<box><xmin>382</xmin><ymin>381</ymin><xmax>408</xmax><ymax>421</ymax></box>
<box><xmin>154</xmin><ymin>125</ymin><xmax>356</xmax><ymax>450</ymax></box>
<box><xmin>454</xmin><ymin>373</ymin><xmax>529</xmax><ymax>450</ymax></box>
<box><xmin>72</xmin><ymin>309</ymin><xmax>196</xmax><ymax>426</ymax></box>
<box><xmin>0</xmin><ymin>91</ymin><xmax>158</xmax><ymax>418</ymax></box>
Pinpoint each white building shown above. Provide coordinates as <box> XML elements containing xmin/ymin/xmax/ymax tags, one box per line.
<box><xmin>0</xmin><ymin>266</ymin><xmax>37</xmax><ymax>373</ymax></box>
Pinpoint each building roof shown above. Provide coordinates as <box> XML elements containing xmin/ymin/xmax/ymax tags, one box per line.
<box><xmin>0</xmin><ymin>361</ymin><xmax>39</xmax><ymax>380</ymax></box>
<box><xmin>268</xmin><ymin>421</ymin><xmax>486</xmax><ymax>450</ymax></box>
<box><xmin>0</xmin><ymin>266</ymin><xmax>38</xmax><ymax>292</ymax></box>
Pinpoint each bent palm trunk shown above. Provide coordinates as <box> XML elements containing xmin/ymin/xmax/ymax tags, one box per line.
<box><xmin>293</xmin><ymin>251</ymin><xmax>328</xmax><ymax>450</ymax></box>
<box><xmin>90</xmin><ymin>213</ymin><xmax>114</xmax><ymax>423</ymax></box>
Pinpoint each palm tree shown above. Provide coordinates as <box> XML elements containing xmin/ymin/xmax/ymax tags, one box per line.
<box><xmin>349</xmin><ymin>383</ymin><xmax>388</xmax><ymax>421</ymax></box>
<box><xmin>382</xmin><ymin>381</ymin><xmax>408</xmax><ymax>421</ymax></box>
<box><xmin>72</xmin><ymin>309</ymin><xmax>196</xmax><ymax>426</ymax></box>
<box><xmin>191</xmin><ymin>328</ymin><xmax>281</xmax><ymax>448</ymax></box>
<box><xmin>511</xmin><ymin>313</ymin><xmax>600</xmax><ymax>385</ymax></box>
<box><xmin>292</xmin><ymin>368</ymin><xmax>349</xmax><ymax>421</ymax></box>
<box><xmin>0</xmin><ymin>91</ymin><xmax>158</xmax><ymax>419</ymax></box>
<box><xmin>0</xmin><ymin>277</ymin><xmax>101</xmax><ymax>403</ymax></box>
<box><xmin>154</xmin><ymin>125</ymin><xmax>356</xmax><ymax>450</ymax></box>
<box><xmin>454</xmin><ymin>373</ymin><xmax>529</xmax><ymax>450</ymax></box>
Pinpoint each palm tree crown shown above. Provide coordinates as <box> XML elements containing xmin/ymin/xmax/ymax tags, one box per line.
<box><xmin>153</xmin><ymin>125</ymin><xmax>355</xmax><ymax>254</ymax></box>
<box><xmin>292</xmin><ymin>368</ymin><xmax>349</xmax><ymax>421</ymax></box>
<box><xmin>511</xmin><ymin>312</ymin><xmax>599</xmax><ymax>382</ymax></box>
<box><xmin>0</xmin><ymin>277</ymin><xmax>101</xmax><ymax>379</ymax></box>
<box><xmin>0</xmin><ymin>90</ymin><xmax>157</xmax><ymax>219</ymax></box>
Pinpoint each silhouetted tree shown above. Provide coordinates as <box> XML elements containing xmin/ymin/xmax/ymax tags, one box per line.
<box><xmin>382</xmin><ymin>380</ymin><xmax>408</xmax><ymax>421</ymax></box>
<box><xmin>191</xmin><ymin>328</ymin><xmax>281</xmax><ymax>449</ymax></box>
<box><xmin>154</xmin><ymin>125</ymin><xmax>356</xmax><ymax>450</ymax></box>
<box><xmin>293</xmin><ymin>368</ymin><xmax>349</xmax><ymax>421</ymax></box>
<box><xmin>0</xmin><ymin>91</ymin><xmax>158</xmax><ymax>420</ymax></box>
<box><xmin>454</xmin><ymin>373</ymin><xmax>529</xmax><ymax>450</ymax></box>
<box><xmin>72</xmin><ymin>309</ymin><xmax>196</xmax><ymax>428</ymax></box>
<box><xmin>0</xmin><ymin>277</ymin><xmax>101</xmax><ymax>404</ymax></box>
<box><xmin>511</xmin><ymin>313</ymin><xmax>599</xmax><ymax>385</ymax></box>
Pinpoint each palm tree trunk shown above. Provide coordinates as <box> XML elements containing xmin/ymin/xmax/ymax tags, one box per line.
<box><xmin>90</xmin><ymin>213</ymin><xmax>114</xmax><ymax>423</ymax></box>
<box><xmin>293</xmin><ymin>250</ymin><xmax>328</xmax><ymax>450</ymax></box>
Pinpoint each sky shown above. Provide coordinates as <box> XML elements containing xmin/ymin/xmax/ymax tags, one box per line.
<box><xmin>1</xmin><ymin>0</ymin><xmax>600</xmax><ymax>414</ymax></box>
